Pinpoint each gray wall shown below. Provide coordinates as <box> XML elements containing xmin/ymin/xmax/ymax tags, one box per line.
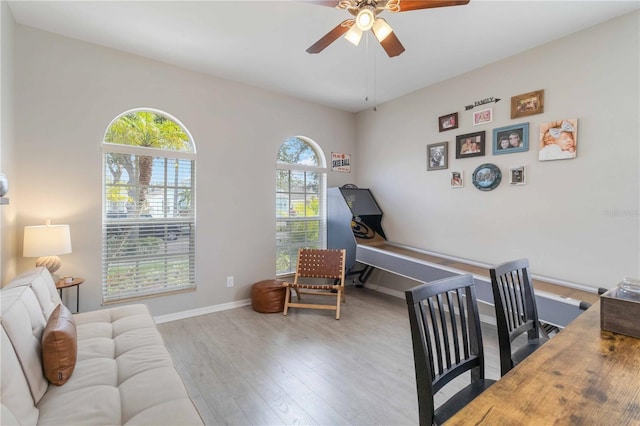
<box><xmin>355</xmin><ymin>11</ymin><xmax>639</xmax><ymax>293</ymax></box>
<box><xmin>7</xmin><ymin>23</ymin><xmax>356</xmax><ymax>315</ymax></box>
<box><xmin>3</xmin><ymin>10</ymin><xmax>638</xmax><ymax>317</ymax></box>
<box><xmin>1</xmin><ymin>1</ymin><xmax>18</xmax><ymax>283</ymax></box>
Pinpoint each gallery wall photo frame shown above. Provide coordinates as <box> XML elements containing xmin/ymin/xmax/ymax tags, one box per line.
<box><xmin>511</xmin><ymin>89</ymin><xmax>544</xmax><ymax>119</ymax></box>
<box><xmin>438</xmin><ymin>112</ymin><xmax>458</xmax><ymax>132</ymax></box>
<box><xmin>450</xmin><ymin>171</ymin><xmax>464</xmax><ymax>188</ymax></box>
<box><xmin>472</xmin><ymin>108</ymin><xmax>493</xmax><ymax>126</ymax></box>
<box><xmin>427</xmin><ymin>142</ymin><xmax>448</xmax><ymax>171</ymax></box>
<box><xmin>539</xmin><ymin>118</ymin><xmax>578</xmax><ymax>161</ymax></box>
<box><xmin>455</xmin><ymin>131</ymin><xmax>486</xmax><ymax>159</ymax></box>
<box><xmin>510</xmin><ymin>166</ymin><xmax>526</xmax><ymax>185</ymax></box>
<box><xmin>493</xmin><ymin>122</ymin><xmax>529</xmax><ymax>155</ymax></box>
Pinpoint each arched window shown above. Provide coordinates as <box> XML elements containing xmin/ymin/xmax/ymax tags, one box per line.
<box><xmin>276</xmin><ymin>136</ymin><xmax>327</xmax><ymax>275</ymax></box>
<box><xmin>102</xmin><ymin>109</ymin><xmax>196</xmax><ymax>302</ymax></box>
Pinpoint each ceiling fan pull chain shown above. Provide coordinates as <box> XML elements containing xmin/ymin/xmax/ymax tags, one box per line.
<box><xmin>365</xmin><ymin>33</ymin><xmax>370</xmax><ymax>103</ymax></box>
<box><xmin>373</xmin><ymin>42</ymin><xmax>377</xmax><ymax>111</ymax></box>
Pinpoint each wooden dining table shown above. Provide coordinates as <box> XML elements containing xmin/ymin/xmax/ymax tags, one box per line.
<box><xmin>446</xmin><ymin>301</ymin><xmax>640</xmax><ymax>425</ymax></box>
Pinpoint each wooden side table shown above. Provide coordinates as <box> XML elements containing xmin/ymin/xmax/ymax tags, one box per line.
<box><xmin>56</xmin><ymin>277</ymin><xmax>84</xmax><ymax>313</ymax></box>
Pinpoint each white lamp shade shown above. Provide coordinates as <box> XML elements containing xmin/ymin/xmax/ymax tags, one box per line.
<box><xmin>23</xmin><ymin>224</ymin><xmax>72</xmax><ymax>257</ymax></box>
<box><xmin>372</xmin><ymin>18</ymin><xmax>393</xmax><ymax>42</ymax></box>
<box><xmin>344</xmin><ymin>26</ymin><xmax>363</xmax><ymax>46</ymax></box>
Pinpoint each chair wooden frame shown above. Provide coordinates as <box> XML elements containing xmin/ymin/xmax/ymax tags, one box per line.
<box><xmin>490</xmin><ymin>258</ymin><xmax>549</xmax><ymax>377</ymax></box>
<box><xmin>405</xmin><ymin>274</ymin><xmax>496</xmax><ymax>426</ymax></box>
<box><xmin>283</xmin><ymin>248</ymin><xmax>346</xmax><ymax>320</ymax></box>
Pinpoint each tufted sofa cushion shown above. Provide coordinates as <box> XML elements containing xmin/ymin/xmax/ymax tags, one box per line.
<box><xmin>1</xmin><ymin>324</ymin><xmax>40</xmax><ymax>425</ymax></box>
<box><xmin>1</xmin><ymin>286</ymin><xmax>50</xmax><ymax>404</ymax></box>
<box><xmin>4</xmin><ymin>267</ymin><xmax>62</xmax><ymax>318</ymax></box>
<box><xmin>1</xmin><ymin>268</ymin><xmax>203</xmax><ymax>425</ymax></box>
<box><xmin>35</xmin><ymin>304</ymin><xmax>203</xmax><ymax>425</ymax></box>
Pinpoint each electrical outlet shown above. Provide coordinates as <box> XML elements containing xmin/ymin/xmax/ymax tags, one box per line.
<box><xmin>226</xmin><ymin>276</ymin><xmax>234</xmax><ymax>287</ymax></box>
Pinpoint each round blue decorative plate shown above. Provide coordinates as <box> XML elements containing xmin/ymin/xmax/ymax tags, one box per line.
<box><xmin>472</xmin><ymin>163</ymin><xmax>501</xmax><ymax>191</ymax></box>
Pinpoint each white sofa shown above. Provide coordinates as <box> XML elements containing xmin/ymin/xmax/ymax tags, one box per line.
<box><xmin>1</xmin><ymin>267</ymin><xmax>203</xmax><ymax>425</ymax></box>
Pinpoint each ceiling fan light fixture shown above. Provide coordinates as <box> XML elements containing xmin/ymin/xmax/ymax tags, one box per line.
<box><xmin>344</xmin><ymin>26</ymin><xmax>363</xmax><ymax>46</ymax></box>
<box><xmin>372</xmin><ymin>18</ymin><xmax>393</xmax><ymax>42</ymax></box>
<box><xmin>355</xmin><ymin>8</ymin><xmax>375</xmax><ymax>31</ymax></box>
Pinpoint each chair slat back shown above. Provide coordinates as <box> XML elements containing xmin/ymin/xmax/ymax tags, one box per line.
<box><xmin>295</xmin><ymin>248</ymin><xmax>345</xmax><ymax>281</ymax></box>
<box><xmin>405</xmin><ymin>274</ymin><xmax>486</xmax><ymax>424</ymax></box>
<box><xmin>490</xmin><ymin>258</ymin><xmax>540</xmax><ymax>342</ymax></box>
<box><xmin>422</xmin><ymin>288</ymin><xmax>472</xmax><ymax>383</ymax></box>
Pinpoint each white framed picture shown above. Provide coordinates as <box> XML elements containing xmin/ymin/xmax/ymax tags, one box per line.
<box><xmin>510</xmin><ymin>166</ymin><xmax>526</xmax><ymax>185</ymax></box>
<box><xmin>450</xmin><ymin>171</ymin><xmax>464</xmax><ymax>188</ymax></box>
<box><xmin>473</xmin><ymin>108</ymin><xmax>493</xmax><ymax>126</ymax></box>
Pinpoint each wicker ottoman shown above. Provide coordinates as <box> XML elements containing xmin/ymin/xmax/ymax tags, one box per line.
<box><xmin>251</xmin><ymin>279</ymin><xmax>286</xmax><ymax>313</ymax></box>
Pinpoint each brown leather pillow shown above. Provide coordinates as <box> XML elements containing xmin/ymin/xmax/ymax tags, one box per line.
<box><xmin>41</xmin><ymin>304</ymin><xmax>77</xmax><ymax>385</ymax></box>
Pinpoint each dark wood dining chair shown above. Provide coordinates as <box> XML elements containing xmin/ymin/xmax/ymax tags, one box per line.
<box><xmin>405</xmin><ymin>274</ymin><xmax>496</xmax><ymax>426</ymax></box>
<box><xmin>490</xmin><ymin>258</ymin><xmax>549</xmax><ymax>377</ymax></box>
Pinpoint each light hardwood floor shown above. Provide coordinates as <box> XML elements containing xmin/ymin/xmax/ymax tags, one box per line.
<box><xmin>158</xmin><ymin>287</ymin><xmax>501</xmax><ymax>425</ymax></box>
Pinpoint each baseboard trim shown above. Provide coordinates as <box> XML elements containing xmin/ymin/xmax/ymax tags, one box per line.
<box><xmin>154</xmin><ymin>298</ymin><xmax>252</xmax><ymax>324</ymax></box>
<box><xmin>363</xmin><ymin>282</ymin><xmax>404</xmax><ymax>299</ymax></box>
<box><xmin>153</xmin><ymin>286</ymin><xmax>498</xmax><ymax>326</ymax></box>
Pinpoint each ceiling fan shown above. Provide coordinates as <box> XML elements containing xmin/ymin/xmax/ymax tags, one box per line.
<box><xmin>306</xmin><ymin>0</ymin><xmax>470</xmax><ymax>57</ymax></box>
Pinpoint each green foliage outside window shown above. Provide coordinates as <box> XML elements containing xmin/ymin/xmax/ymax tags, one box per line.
<box><xmin>105</xmin><ymin>111</ymin><xmax>191</xmax><ymax>212</ymax></box>
<box><xmin>276</xmin><ymin>137</ymin><xmax>324</xmax><ymax>275</ymax></box>
<box><xmin>103</xmin><ymin>110</ymin><xmax>195</xmax><ymax>302</ymax></box>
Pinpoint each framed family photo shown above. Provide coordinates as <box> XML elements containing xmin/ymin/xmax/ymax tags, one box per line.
<box><xmin>511</xmin><ymin>89</ymin><xmax>544</xmax><ymax>119</ymax></box>
<box><xmin>427</xmin><ymin>142</ymin><xmax>448</xmax><ymax>171</ymax></box>
<box><xmin>493</xmin><ymin>123</ymin><xmax>529</xmax><ymax>155</ymax></box>
<box><xmin>510</xmin><ymin>166</ymin><xmax>526</xmax><ymax>185</ymax></box>
<box><xmin>473</xmin><ymin>108</ymin><xmax>493</xmax><ymax>126</ymax></box>
<box><xmin>455</xmin><ymin>131</ymin><xmax>485</xmax><ymax>159</ymax></box>
<box><xmin>438</xmin><ymin>112</ymin><xmax>458</xmax><ymax>132</ymax></box>
<box><xmin>450</xmin><ymin>171</ymin><xmax>464</xmax><ymax>188</ymax></box>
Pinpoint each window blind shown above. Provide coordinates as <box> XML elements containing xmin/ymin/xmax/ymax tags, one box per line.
<box><xmin>102</xmin><ymin>152</ymin><xmax>196</xmax><ymax>302</ymax></box>
<box><xmin>276</xmin><ymin>139</ymin><xmax>327</xmax><ymax>275</ymax></box>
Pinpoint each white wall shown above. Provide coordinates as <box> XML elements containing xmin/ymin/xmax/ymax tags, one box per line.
<box><xmin>7</xmin><ymin>11</ymin><xmax>639</xmax><ymax>316</ymax></box>
<box><xmin>0</xmin><ymin>1</ymin><xmax>18</xmax><ymax>283</ymax></box>
<box><xmin>355</xmin><ymin>11</ymin><xmax>640</xmax><ymax>292</ymax></box>
<box><xmin>12</xmin><ymin>25</ymin><xmax>356</xmax><ymax>315</ymax></box>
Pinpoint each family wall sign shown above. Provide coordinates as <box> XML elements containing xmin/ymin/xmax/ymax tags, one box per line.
<box><xmin>464</xmin><ymin>97</ymin><xmax>501</xmax><ymax>111</ymax></box>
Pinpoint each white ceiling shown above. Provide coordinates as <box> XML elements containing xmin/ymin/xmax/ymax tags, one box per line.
<box><xmin>7</xmin><ymin>0</ymin><xmax>639</xmax><ymax>113</ymax></box>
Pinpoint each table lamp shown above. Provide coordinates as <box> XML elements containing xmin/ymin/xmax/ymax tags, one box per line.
<box><xmin>23</xmin><ymin>219</ymin><xmax>72</xmax><ymax>273</ymax></box>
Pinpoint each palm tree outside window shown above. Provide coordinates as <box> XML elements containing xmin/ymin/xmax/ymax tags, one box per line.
<box><xmin>102</xmin><ymin>109</ymin><xmax>196</xmax><ymax>302</ymax></box>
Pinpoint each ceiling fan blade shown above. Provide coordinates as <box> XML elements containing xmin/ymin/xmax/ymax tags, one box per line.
<box><xmin>379</xmin><ymin>31</ymin><xmax>405</xmax><ymax>57</ymax></box>
<box><xmin>306</xmin><ymin>20</ymin><xmax>354</xmax><ymax>54</ymax></box>
<box><xmin>396</xmin><ymin>0</ymin><xmax>470</xmax><ymax>12</ymax></box>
